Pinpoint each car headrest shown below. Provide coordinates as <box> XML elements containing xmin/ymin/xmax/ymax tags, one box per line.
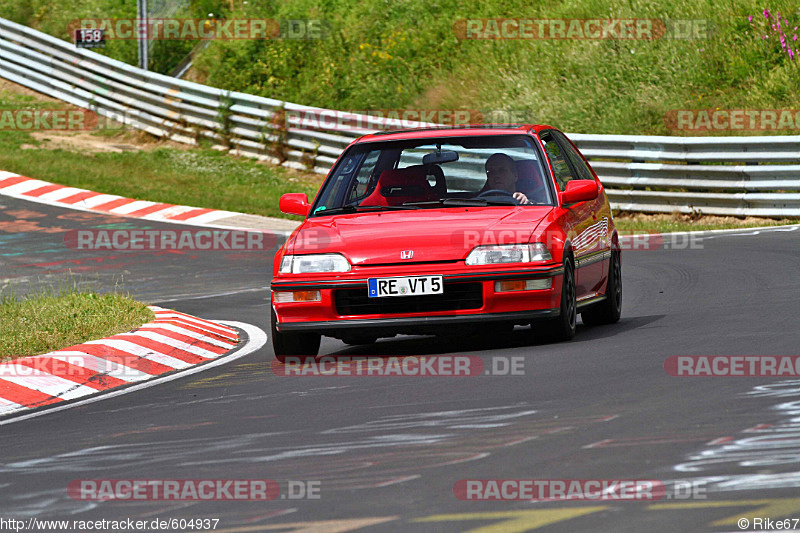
<box><xmin>515</xmin><ymin>159</ymin><xmax>543</xmax><ymax>184</ymax></box>
<box><xmin>360</xmin><ymin>166</ymin><xmax>436</xmax><ymax>206</ymax></box>
<box><xmin>513</xmin><ymin>159</ymin><xmax>550</xmax><ymax>203</ymax></box>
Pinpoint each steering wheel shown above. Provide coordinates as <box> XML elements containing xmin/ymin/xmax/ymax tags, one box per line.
<box><xmin>477</xmin><ymin>189</ymin><xmax>514</xmax><ymax>198</ymax></box>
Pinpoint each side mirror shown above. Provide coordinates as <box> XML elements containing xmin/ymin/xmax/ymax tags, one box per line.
<box><xmin>280</xmin><ymin>193</ymin><xmax>311</xmax><ymax>216</ymax></box>
<box><xmin>559</xmin><ymin>180</ymin><xmax>598</xmax><ymax>205</ymax></box>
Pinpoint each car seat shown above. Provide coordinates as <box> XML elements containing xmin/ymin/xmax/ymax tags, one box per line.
<box><xmin>360</xmin><ymin>167</ymin><xmax>438</xmax><ymax>206</ymax></box>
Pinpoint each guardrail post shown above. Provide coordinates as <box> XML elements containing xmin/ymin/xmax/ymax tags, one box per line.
<box><xmin>137</xmin><ymin>0</ymin><xmax>149</xmax><ymax>70</ymax></box>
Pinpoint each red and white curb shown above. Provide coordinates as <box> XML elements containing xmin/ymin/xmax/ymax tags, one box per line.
<box><xmin>0</xmin><ymin>306</ymin><xmax>242</xmax><ymax>418</ymax></box>
<box><xmin>0</xmin><ymin>172</ymin><xmax>237</xmax><ymax>226</ymax></box>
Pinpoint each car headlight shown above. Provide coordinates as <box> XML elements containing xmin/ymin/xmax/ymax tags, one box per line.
<box><xmin>465</xmin><ymin>243</ymin><xmax>552</xmax><ymax>265</ymax></box>
<box><xmin>279</xmin><ymin>253</ymin><xmax>351</xmax><ymax>274</ymax></box>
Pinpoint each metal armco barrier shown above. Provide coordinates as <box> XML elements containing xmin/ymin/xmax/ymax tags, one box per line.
<box><xmin>1</xmin><ymin>17</ymin><xmax>799</xmax><ymax>217</ymax></box>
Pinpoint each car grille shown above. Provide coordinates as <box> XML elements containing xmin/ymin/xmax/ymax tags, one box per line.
<box><xmin>334</xmin><ymin>282</ymin><xmax>483</xmax><ymax>316</ymax></box>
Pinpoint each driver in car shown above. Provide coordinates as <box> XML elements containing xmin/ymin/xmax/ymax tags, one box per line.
<box><xmin>481</xmin><ymin>153</ymin><xmax>531</xmax><ymax>204</ymax></box>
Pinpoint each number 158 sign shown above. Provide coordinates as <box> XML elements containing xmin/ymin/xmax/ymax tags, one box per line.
<box><xmin>74</xmin><ymin>28</ymin><xmax>105</xmax><ymax>48</ymax></box>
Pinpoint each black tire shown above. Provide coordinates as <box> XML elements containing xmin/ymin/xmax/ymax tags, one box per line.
<box><xmin>271</xmin><ymin>308</ymin><xmax>320</xmax><ymax>363</ymax></box>
<box><xmin>535</xmin><ymin>255</ymin><xmax>577</xmax><ymax>342</ymax></box>
<box><xmin>581</xmin><ymin>249</ymin><xmax>622</xmax><ymax>326</ymax></box>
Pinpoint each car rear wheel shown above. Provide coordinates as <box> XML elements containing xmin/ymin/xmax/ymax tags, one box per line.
<box><xmin>534</xmin><ymin>256</ymin><xmax>576</xmax><ymax>342</ymax></box>
<box><xmin>581</xmin><ymin>250</ymin><xmax>622</xmax><ymax>326</ymax></box>
<box><xmin>271</xmin><ymin>308</ymin><xmax>320</xmax><ymax>363</ymax></box>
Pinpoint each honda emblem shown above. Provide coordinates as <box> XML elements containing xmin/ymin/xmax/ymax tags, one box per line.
<box><xmin>400</xmin><ymin>250</ymin><xmax>414</xmax><ymax>259</ymax></box>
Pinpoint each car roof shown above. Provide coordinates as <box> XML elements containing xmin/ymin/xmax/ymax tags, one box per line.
<box><xmin>355</xmin><ymin>124</ymin><xmax>557</xmax><ymax>143</ymax></box>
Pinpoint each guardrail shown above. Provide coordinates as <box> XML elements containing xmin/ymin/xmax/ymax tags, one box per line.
<box><xmin>1</xmin><ymin>17</ymin><xmax>799</xmax><ymax>217</ymax></box>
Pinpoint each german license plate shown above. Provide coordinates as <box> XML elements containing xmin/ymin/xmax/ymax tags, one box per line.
<box><xmin>368</xmin><ymin>276</ymin><xmax>443</xmax><ymax>298</ymax></box>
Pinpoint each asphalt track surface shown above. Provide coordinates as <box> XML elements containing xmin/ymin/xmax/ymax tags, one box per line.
<box><xmin>1</xmin><ymin>194</ymin><xmax>800</xmax><ymax>532</ymax></box>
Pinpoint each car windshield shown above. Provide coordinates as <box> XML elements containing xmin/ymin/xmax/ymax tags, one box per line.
<box><xmin>310</xmin><ymin>134</ymin><xmax>555</xmax><ymax>216</ymax></box>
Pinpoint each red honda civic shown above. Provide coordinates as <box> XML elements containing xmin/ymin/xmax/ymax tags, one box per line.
<box><xmin>271</xmin><ymin>125</ymin><xmax>621</xmax><ymax>360</ymax></box>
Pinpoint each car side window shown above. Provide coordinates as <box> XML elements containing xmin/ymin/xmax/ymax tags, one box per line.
<box><xmin>553</xmin><ymin>131</ymin><xmax>595</xmax><ymax>181</ymax></box>
<box><xmin>539</xmin><ymin>130</ymin><xmax>574</xmax><ymax>191</ymax></box>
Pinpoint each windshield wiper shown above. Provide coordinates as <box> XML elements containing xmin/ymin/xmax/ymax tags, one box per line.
<box><xmin>404</xmin><ymin>198</ymin><xmax>520</xmax><ymax>207</ymax></box>
<box><xmin>403</xmin><ymin>198</ymin><xmax>488</xmax><ymax>207</ymax></box>
<box><xmin>481</xmin><ymin>198</ymin><xmax>518</xmax><ymax>206</ymax></box>
<box><xmin>315</xmin><ymin>204</ymin><xmax>418</xmax><ymax>216</ymax></box>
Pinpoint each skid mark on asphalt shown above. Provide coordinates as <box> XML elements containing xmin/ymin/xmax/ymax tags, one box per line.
<box><xmin>583</xmin><ymin>432</ymin><xmax>725</xmax><ymax>448</ymax></box>
<box><xmin>164</xmin><ymin>408</ymin><xmax>617</xmax><ymax>492</ymax></box>
<box><xmin>179</xmin><ymin>362</ymin><xmax>269</xmax><ymax>389</ymax></box>
<box><xmin>666</xmin><ymin>380</ymin><xmax>800</xmax><ymax>495</ymax></box>
<box><xmin>0</xmin><ymin>406</ymin><xmax>616</xmax><ymax>498</ymax></box>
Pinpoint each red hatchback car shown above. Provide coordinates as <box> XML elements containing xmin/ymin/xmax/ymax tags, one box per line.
<box><xmin>271</xmin><ymin>125</ymin><xmax>621</xmax><ymax>360</ymax></box>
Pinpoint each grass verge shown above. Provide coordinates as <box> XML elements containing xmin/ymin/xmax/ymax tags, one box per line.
<box><xmin>0</xmin><ymin>288</ymin><xmax>154</xmax><ymax>361</ymax></box>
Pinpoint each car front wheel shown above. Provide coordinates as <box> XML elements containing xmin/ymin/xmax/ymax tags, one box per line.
<box><xmin>534</xmin><ymin>255</ymin><xmax>576</xmax><ymax>342</ymax></box>
<box><xmin>581</xmin><ymin>250</ymin><xmax>622</xmax><ymax>326</ymax></box>
<box><xmin>271</xmin><ymin>308</ymin><xmax>320</xmax><ymax>363</ymax></box>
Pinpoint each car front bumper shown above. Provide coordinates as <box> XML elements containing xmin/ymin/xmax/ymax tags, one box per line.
<box><xmin>271</xmin><ymin>262</ymin><xmax>564</xmax><ymax>336</ymax></box>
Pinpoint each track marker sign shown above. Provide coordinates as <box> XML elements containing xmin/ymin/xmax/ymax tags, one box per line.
<box><xmin>74</xmin><ymin>28</ymin><xmax>105</xmax><ymax>48</ymax></box>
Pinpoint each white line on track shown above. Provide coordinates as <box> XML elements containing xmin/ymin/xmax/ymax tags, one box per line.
<box><xmin>697</xmin><ymin>224</ymin><xmax>799</xmax><ymax>240</ymax></box>
<box><xmin>0</xmin><ymin>184</ymin><xmax>293</xmax><ymax>235</ymax></box>
<box><xmin>0</xmin><ymin>321</ymin><xmax>267</xmax><ymax>427</ymax></box>
<box><xmin>152</xmin><ymin>286</ymin><xmax>270</xmax><ymax>303</ymax></box>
